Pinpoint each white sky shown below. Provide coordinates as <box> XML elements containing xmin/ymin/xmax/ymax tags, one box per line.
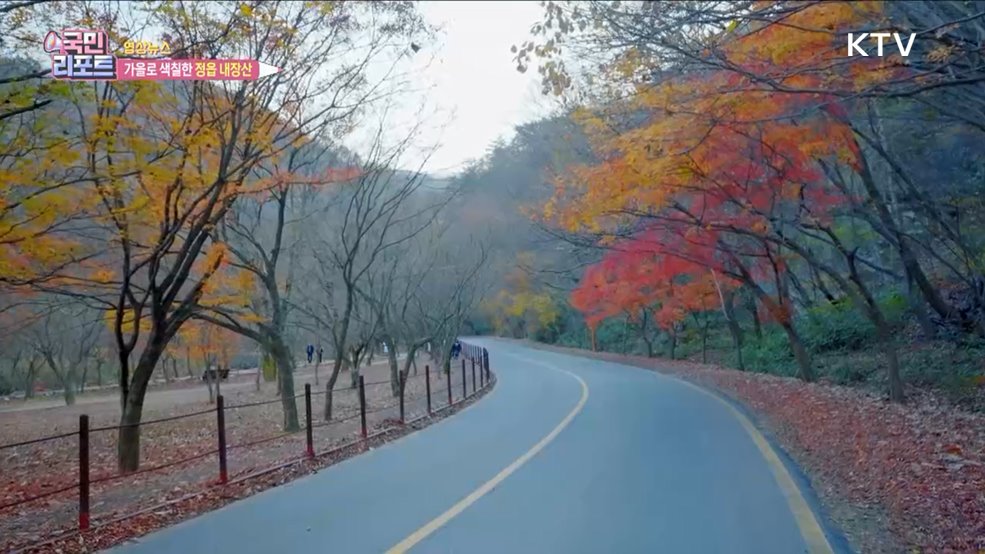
<box><xmin>8</xmin><ymin>1</ymin><xmax>554</xmax><ymax>178</ymax></box>
<box><xmin>377</xmin><ymin>1</ymin><xmax>556</xmax><ymax>177</ymax></box>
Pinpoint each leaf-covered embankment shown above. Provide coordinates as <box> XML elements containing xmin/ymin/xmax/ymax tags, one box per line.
<box><xmin>523</xmin><ymin>341</ymin><xmax>985</xmax><ymax>554</ymax></box>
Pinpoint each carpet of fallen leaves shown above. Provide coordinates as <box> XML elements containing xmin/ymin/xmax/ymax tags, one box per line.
<box><xmin>0</xmin><ymin>359</ymin><xmax>489</xmax><ymax>553</ymax></box>
<box><xmin>527</xmin><ymin>342</ymin><xmax>985</xmax><ymax>554</ymax></box>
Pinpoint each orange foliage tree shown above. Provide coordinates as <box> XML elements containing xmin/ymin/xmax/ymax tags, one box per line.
<box><xmin>4</xmin><ymin>1</ymin><xmax>425</xmax><ymax>470</ymax></box>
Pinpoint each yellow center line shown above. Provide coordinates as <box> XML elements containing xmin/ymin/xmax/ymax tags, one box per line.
<box><xmin>385</xmin><ymin>358</ymin><xmax>589</xmax><ymax>554</ymax></box>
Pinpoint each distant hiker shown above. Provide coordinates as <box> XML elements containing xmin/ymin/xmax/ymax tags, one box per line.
<box><xmin>317</xmin><ymin>346</ymin><xmax>323</xmax><ymax>364</ymax></box>
<box><xmin>451</xmin><ymin>340</ymin><xmax>462</xmax><ymax>360</ymax></box>
<box><xmin>306</xmin><ymin>344</ymin><xmax>314</xmax><ymax>364</ymax></box>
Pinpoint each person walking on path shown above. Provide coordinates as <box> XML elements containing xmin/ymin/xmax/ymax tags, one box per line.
<box><xmin>306</xmin><ymin>344</ymin><xmax>314</xmax><ymax>364</ymax></box>
<box><xmin>317</xmin><ymin>346</ymin><xmax>323</xmax><ymax>364</ymax></box>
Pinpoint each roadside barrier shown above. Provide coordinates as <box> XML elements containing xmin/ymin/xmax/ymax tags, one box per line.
<box><xmin>0</xmin><ymin>343</ymin><xmax>494</xmax><ymax>552</ymax></box>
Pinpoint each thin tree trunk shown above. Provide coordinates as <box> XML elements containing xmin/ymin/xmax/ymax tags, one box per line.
<box><xmin>746</xmin><ymin>294</ymin><xmax>762</xmax><ymax>340</ymax></box>
<box><xmin>349</xmin><ymin>349</ymin><xmax>360</xmax><ymax>389</ymax></box>
<box><xmin>780</xmin><ymin>320</ymin><xmax>814</xmax><ymax>382</ymax></box>
<box><xmin>701</xmin><ymin>323</ymin><xmax>708</xmax><ymax>364</ymax></box>
<box><xmin>722</xmin><ymin>292</ymin><xmax>745</xmax><ymax>371</ymax></box>
<box><xmin>324</xmin><ymin>385</ymin><xmax>334</xmax><ymax>421</ymax></box>
<box><xmin>205</xmin><ymin>361</ymin><xmax>215</xmax><ymax>404</ymax></box>
<box><xmin>386</xmin><ymin>338</ymin><xmax>400</xmax><ymax>397</ymax></box>
<box><xmin>42</xmin><ymin>354</ymin><xmax>75</xmax><ymax>406</ymax></box>
<box><xmin>639</xmin><ymin>311</ymin><xmax>655</xmax><ymax>358</ymax></box>
<box><xmin>23</xmin><ymin>356</ymin><xmax>38</xmax><ymax>399</ymax></box>
<box><xmin>79</xmin><ymin>364</ymin><xmax>89</xmax><ymax>394</ymax></box>
<box><xmin>908</xmin><ymin>273</ymin><xmax>937</xmax><ymax>339</ymax></box>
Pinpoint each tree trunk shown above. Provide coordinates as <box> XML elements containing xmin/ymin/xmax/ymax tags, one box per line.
<box><xmin>621</xmin><ymin>318</ymin><xmax>631</xmax><ymax>353</ymax></box>
<box><xmin>701</xmin><ymin>324</ymin><xmax>708</xmax><ymax>364</ymax></box>
<box><xmin>79</xmin><ymin>363</ymin><xmax>89</xmax><ymax>393</ymax></box>
<box><xmin>746</xmin><ymin>294</ymin><xmax>762</xmax><ymax>340</ymax></box>
<box><xmin>23</xmin><ymin>357</ymin><xmax>38</xmax><ymax>399</ymax></box>
<box><xmin>780</xmin><ymin>320</ymin><xmax>814</xmax><ymax>382</ymax></box>
<box><xmin>349</xmin><ymin>351</ymin><xmax>360</xmax><ymax>389</ymax></box>
<box><xmin>204</xmin><ymin>362</ymin><xmax>215</xmax><ymax>404</ymax></box>
<box><xmin>908</xmin><ymin>273</ymin><xmax>937</xmax><ymax>339</ymax></box>
<box><xmin>269</xmin><ymin>338</ymin><xmax>300</xmax><ymax>432</ymax></box>
<box><xmin>117</xmin><ymin>395</ymin><xmax>145</xmax><ymax>473</ymax></box>
<box><xmin>62</xmin><ymin>379</ymin><xmax>76</xmax><ymax>406</ymax></box>
<box><xmin>117</xmin><ymin>338</ymin><xmax>167</xmax><ymax>472</ymax></box>
<box><xmin>639</xmin><ymin>311</ymin><xmax>655</xmax><ymax>358</ymax></box>
<box><xmin>43</xmin><ymin>354</ymin><xmax>75</xmax><ymax>406</ymax></box>
<box><xmin>386</xmin><ymin>338</ymin><xmax>400</xmax><ymax>397</ymax></box>
<box><xmin>669</xmin><ymin>328</ymin><xmax>677</xmax><ymax>360</ymax></box>
<box><xmin>723</xmin><ymin>292</ymin><xmax>745</xmax><ymax>371</ymax></box>
<box><xmin>95</xmin><ymin>359</ymin><xmax>103</xmax><ymax>387</ymax></box>
<box><xmin>324</xmin><ymin>385</ymin><xmax>333</xmax><ymax>421</ymax></box>
<box><xmin>326</xmin><ymin>291</ymin><xmax>354</xmax><ymax>397</ymax></box>
<box><xmin>185</xmin><ymin>346</ymin><xmax>194</xmax><ymax>379</ymax></box>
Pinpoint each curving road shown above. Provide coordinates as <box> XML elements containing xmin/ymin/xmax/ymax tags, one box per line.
<box><xmin>113</xmin><ymin>339</ymin><xmax>848</xmax><ymax>554</ymax></box>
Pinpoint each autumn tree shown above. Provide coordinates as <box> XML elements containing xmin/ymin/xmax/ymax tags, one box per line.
<box><xmin>511</xmin><ymin>0</ymin><xmax>985</xmax><ymax>400</ymax></box>
<box><xmin>298</xmin><ymin>115</ymin><xmax>445</xmax><ymax>417</ymax></box>
<box><xmin>0</xmin><ymin>1</ymin><xmax>430</xmax><ymax>471</ymax></box>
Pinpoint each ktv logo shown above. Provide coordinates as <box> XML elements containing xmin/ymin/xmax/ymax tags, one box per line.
<box><xmin>847</xmin><ymin>32</ymin><xmax>916</xmax><ymax>58</ymax></box>
<box><xmin>43</xmin><ymin>29</ymin><xmax>116</xmax><ymax>80</ymax></box>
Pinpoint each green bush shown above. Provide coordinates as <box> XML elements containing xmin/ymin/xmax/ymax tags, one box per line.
<box><xmin>801</xmin><ymin>290</ymin><xmax>909</xmax><ymax>354</ymax></box>
<box><xmin>878</xmin><ymin>290</ymin><xmax>908</xmax><ymax>324</ymax></box>
<box><xmin>802</xmin><ymin>300</ymin><xmax>875</xmax><ymax>352</ymax></box>
<box><xmin>741</xmin><ymin>328</ymin><xmax>797</xmax><ymax>376</ymax></box>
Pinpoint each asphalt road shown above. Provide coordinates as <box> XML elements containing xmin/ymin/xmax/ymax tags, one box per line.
<box><xmin>112</xmin><ymin>339</ymin><xmax>847</xmax><ymax>554</ymax></box>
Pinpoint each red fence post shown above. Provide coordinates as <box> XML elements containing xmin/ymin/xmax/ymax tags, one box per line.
<box><xmin>446</xmin><ymin>363</ymin><xmax>452</xmax><ymax>406</ymax></box>
<box><xmin>304</xmin><ymin>384</ymin><xmax>314</xmax><ymax>459</ymax></box>
<box><xmin>399</xmin><ymin>371</ymin><xmax>406</xmax><ymax>424</ymax></box>
<box><xmin>358</xmin><ymin>375</ymin><xmax>367</xmax><ymax>439</ymax></box>
<box><xmin>461</xmin><ymin>358</ymin><xmax>467</xmax><ymax>399</ymax></box>
<box><xmin>471</xmin><ymin>358</ymin><xmax>476</xmax><ymax>395</ymax></box>
<box><xmin>425</xmin><ymin>364</ymin><xmax>432</xmax><ymax>415</ymax></box>
<box><xmin>78</xmin><ymin>414</ymin><xmax>89</xmax><ymax>531</ymax></box>
<box><xmin>216</xmin><ymin>394</ymin><xmax>228</xmax><ymax>484</ymax></box>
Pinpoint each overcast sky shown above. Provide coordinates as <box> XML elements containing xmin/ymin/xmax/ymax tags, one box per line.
<box><xmin>379</xmin><ymin>1</ymin><xmax>556</xmax><ymax>177</ymax></box>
